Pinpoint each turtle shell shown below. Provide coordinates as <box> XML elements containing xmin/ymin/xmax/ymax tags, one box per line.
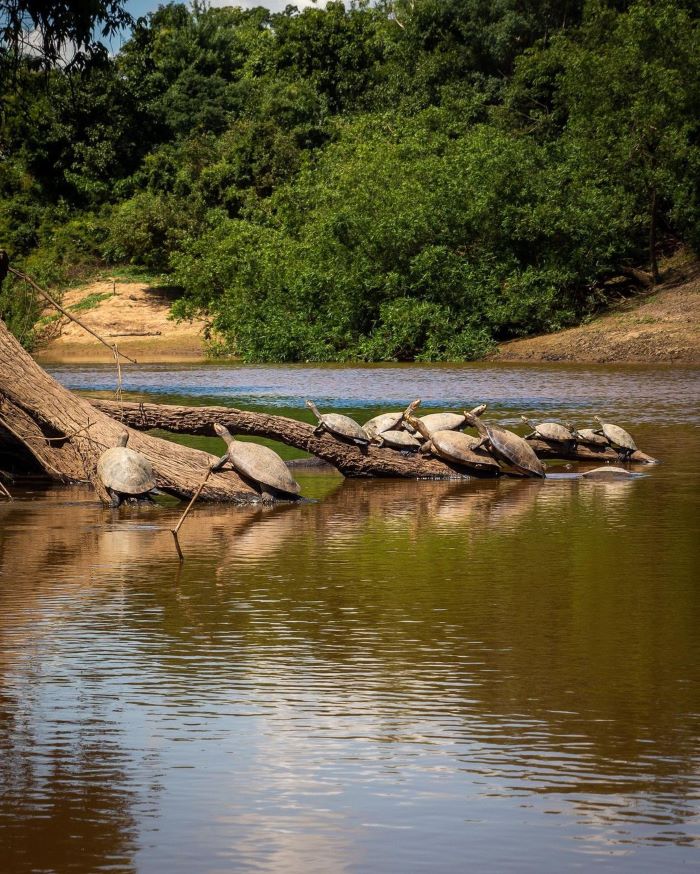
<box><xmin>321</xmin><ymin>413</ymin><xmax>369</xmax><ymax>443</ymax></box>
<box><xmin>378</xmin><ymin>430</ymin><xmax>421</xmax><ymax>450</ymax></box>
<box><xmin>581</xmin><ymin>466</ymin><xmax>639</xmax><ymax>479</ymax></box>
<box><xmin>97</xmin><ymin>446</ymin><xmax>156</xmax><ymax>495</ymax></box>
<box><xmin>228</xmin><ymin>442</ymin><xmax>300</xmax><ymax>495</ymax></box>
<box><xmin>418</xmin><ymin>412</ymin><xmax>465</xmax><ymax>434</ymax></box>
<box><xmin>486</xmin><ymin>425</ymin><xmax>546</xmax><ymax>478</ymax></box>
<box><xmin>430</xmin><ymin>430</ymin><xmax>500</xmax><ymax>472</ymax></box>
<box><xmin>363</xmin><ymin>411</ymin><xmax>404</xmax><ymax>439</ymax></box>
<box><xmin>575</xmin><ymin>428</ymin><xmax>609</xmax><ymax>447</ymax></box>
<box><xmin>530</xmin><ymin>422</ymin><xmax>573</xmax><ymax>443</ymax></box>
<box><xmin>597</xmin><ymin>421</ymin><xmax>637</xmax><ymax>452</ymax></box>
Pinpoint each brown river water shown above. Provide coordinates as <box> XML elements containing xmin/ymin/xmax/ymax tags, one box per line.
<box><xmin>1</xmin><ymin>362</ymin><xmax>699</xmax><ymax>872</ymax></box>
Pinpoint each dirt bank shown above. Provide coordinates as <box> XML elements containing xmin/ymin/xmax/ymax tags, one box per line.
<box><xmin>33</xmin><ymin>279</ymin><xmax>212</xmax><ymax>364</ymax></box>
<box><xmin>491</xmin><ymin>266</ymin><xmax>700</xmax><ymax>364</ymax></box>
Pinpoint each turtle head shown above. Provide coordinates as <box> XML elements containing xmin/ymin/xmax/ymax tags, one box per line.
<box><xmin>468</xmin><ymin>403</ymin><xmax>487</xmax><ymax>418</ymax></box>
<box><xmin>305</xmin><ymin>399</ymin><xmax>321</xmax><ymax>419</ymax></box>
<box><xmin>213</xmin><ymin>423</ymin><xmax>234</xmax><ymax>444</ymax></box>
<box><xmin>593</xmin><ymin>415</ymin><xmax>603</xmax><ymax>426</ymax></box>
<box><xmin>463</xmin><ymin>411</ymin><xmax>487</xmax><ymax>436</ymax></box>
<box><xmin>520</xmin><ymin>415</ymin><xmax>535</xmax><ymax>428</ymax></box>
<box><xmin>403</xmin><ymin>398</ymin><xmax>421</xmax><ymax>420</ymax></box>
<box><xmin>117</xmin><ymin>431</ymin><xmax>129</xmax><ymax>448</ymax></box>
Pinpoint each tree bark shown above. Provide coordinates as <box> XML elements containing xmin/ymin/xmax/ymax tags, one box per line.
<box><xmin>91</xmin><ymin>399</ymin><xmax>659</xmax><ymax>470</ymax></box>
<box><xmin>0</xmin><ymin>318</ymin><xmax>258</xmax><ymax>503</ymax></box>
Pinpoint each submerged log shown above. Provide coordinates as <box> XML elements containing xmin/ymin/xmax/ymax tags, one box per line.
<box><xmin>91</xmin><ymin>399</ymin><xmax>658</xmax><ymax>475</ymax></box>
<box><xmin>0</xmin><ymin>318</ymin><xmax>258</xmax><ymax>504</ymax></box>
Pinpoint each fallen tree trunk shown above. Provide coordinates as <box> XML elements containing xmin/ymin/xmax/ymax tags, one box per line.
<box><xmin>0</xmin><ymin>318</ymin><xmax>258</xmax><ymax>503</ymax></box>
<box><xmin>91</xmin><ymin>399</ymin><xmax>658</xmax><ymax>473</ymax></box>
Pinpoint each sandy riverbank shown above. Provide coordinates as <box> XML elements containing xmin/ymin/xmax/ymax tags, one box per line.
<box><xmin>34</xmin><ymin>266</ymin><xmax>700</xmax><ymax>366</ymax></box>
<box><xmin>33</xmin><ymin>279</ymin><xmax>215</xmax><ymax>364</ymax></box>
<box><xmin>489</xmin><ymin>264</ymin><xmax>700</xmax><ymax>364</ymax></box>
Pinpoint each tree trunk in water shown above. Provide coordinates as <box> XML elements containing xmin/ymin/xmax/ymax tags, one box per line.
<box><xmin>0</xmin><ymin>318</ymin><xmax>258</xmax><ymax>503</ymax></box>
<box><xmin>91</xmin><ymin>399</ymin><xmax>659</xmax><ymax>470</ymax></box>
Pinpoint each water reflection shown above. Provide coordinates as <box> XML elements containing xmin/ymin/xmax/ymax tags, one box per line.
<box><xmin>1</xmin><ymin>444</ymin><xmax>698</xmax><ymax>872</ymax></box>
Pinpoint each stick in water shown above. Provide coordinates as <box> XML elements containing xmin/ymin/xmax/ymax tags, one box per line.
<box><xmin>0</xmin><ymin>478</ymin><xmax>12</xmax><ymax>501</ymax></box>
<box><xmin>169</xmin><ymin>467</ymin><xmax>213</xmax><ymax>562</ymax></box>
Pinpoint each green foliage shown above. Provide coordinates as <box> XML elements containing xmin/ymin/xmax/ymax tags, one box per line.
<box><xmin>1</xmin><ymin>0</ymin><xmax>699</xmax><ymax>357</ymax></box>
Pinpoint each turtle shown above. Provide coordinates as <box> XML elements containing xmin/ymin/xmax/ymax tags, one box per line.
<box><xmin>564</xmin><ymin>422</ymin><xmax>610</xmax><ymax>448</ymax></box>
<box><xmin>520</xmin><ymin>416</ymin><xmax>575</xmax><ymax>448</ymax></box>
<box><xmin>581</xmin><ymin>465</ymin><xmax>641</xmax><ymax>479</ymax></box>
<box><xmin>464</xmin><ymin>412</ymin><xmax>546</xmax><ymax>478</ymax></box>
<box><xmin>305</xmin><ymin>400</ymin><xmax>369</xmax><ymax>445</ymax></box>
<box><xmin>373</xmin><ymin>429</ymin><xmax>422</xmax><ymax>451</ymax></box>
<box><xmin>419</xmin><ymin>429</ymin><xmax>501</xmax><ymax>474</ymax></box>
<box><xmin>97</xmin><ymin>431</ymin><xmax>157</xmax><ymax>508</ymax></box>
<box><xmin>212</xmin><ymin>424</ymin><xmax>300</xmax><ymax>501</ymax></box>
<box><xmin>363</xmin><ymin>400</ymin><xmax>421</xmax><ymax>440</ymax></box>
<box><xmin>592</xmin><ymin>416</ymin><xmax>638</xmax><ymax>460</ymax></box>
<box><xmin>403</xmin><ymin>401</ymin><xmax>487</xmax><ymax>436</ymax></box>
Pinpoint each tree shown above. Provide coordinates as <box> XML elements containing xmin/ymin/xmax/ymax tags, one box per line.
<box><xmin>0</xmin><ymin>0</ymin><xmax>132</xmax><ymax>69</ymax></box>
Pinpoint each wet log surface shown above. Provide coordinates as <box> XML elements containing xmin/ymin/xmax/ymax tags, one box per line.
<box><xmin>91</xmin><ymin>399</ymin><xmax>659</xmax><ymax>475</ymax></box>
<box><xmin>0</xmin><ymin>318</ymin><xmax>258</xmax><ymax>504</ymax></box>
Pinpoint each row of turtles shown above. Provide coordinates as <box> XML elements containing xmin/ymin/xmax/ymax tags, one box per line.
<box><xmin>95</xmin><ymin>405</ymin><xmax>640</xmax><ymax>505</ymax></box>
<box><xmin>305</xmin><ymin>399</ymin><xmax>639</xmax><ymax>478</ymax></box>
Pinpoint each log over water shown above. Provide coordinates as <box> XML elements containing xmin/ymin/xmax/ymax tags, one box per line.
<box><xmin>0</xmin><ymin>318</ymin><xmax>258</xmax><ymax>504</ymax></box>
<box><xmin>91</xmin><ymin>399</ymin><xmax>659</xmax><ymax>475</ymax></box>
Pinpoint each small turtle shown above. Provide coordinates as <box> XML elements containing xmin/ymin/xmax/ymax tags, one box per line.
<box><xmin>464</xmin><ymin>412</ymin><xmax>546</xmax><ymax>478</ymax></box>
<box><xmin>306</xmin><ymin>400</ymin><xmax>369</xmax><ymax>445</ymax></box>
<box><xmin>373</xmin><ymin>429</ymin><xmax>422</xmax><ymax>451</ymax></box>
<box><xmin>564</xmin><ymin>422</ymin><xmax>610</xmax><ymax>448</ymax></box>
<box><xmin>521</xmin><ymin>416</ymin><xmax>575</xmax><ymax>447</ymax></box>
<box><xmin>97</xmin><ymin>431</ymin><xmax>157</xmax><ymax>508</ymax></box>
<box><xmin>212</xmin><ymin>424</ymin><xmax>300</xmax><ymax>501</ymax></box>
<box><xmin>593</xmin><ymin>416</ymin><xmax>638</xmax><ymax>460</ymax></box>
<box><xmin>403</xmin><ymin>401</ymin><xmax>487</xmax><ymax>436</ymax></box>
<box><xmin>364</xmin><ymin>400</ymin><xmax>421</xmax><ymax>440</ymax></box>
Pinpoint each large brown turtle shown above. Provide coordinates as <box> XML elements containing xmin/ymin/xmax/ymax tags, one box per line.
<box><xmin>306</xmin><ymin>400</ymin><xmax>370</xmax><ymax>445</ymax></box>
<box><xmin>464</xmin><ymin>412</ymin><xmax>546</xmax><ymax>478</ymax></box>
<box><xmin>593</xmin><ymin>416</ymin><xmax>638</xmax><ymax>460</ymax></box>
<box><xmin>97</xmin><ymin>432</ymin><xmax>157</xmax><ymax>508</ymax></box>
<box><xmin>212</xmin><ymin>424</ymin><xmax>301</xmax><ymax>501</ymax></box>
<box><xmin>521</xmin><ymin>416</ymin><xmax>575</xmax><ymax>448</ymax></box>
<box><xmin>405</xmin><ymin>410</ymin><xmax>500</xmax><ymax>473</ymax></box>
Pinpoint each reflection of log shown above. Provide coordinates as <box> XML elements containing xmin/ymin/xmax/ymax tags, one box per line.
<box><xmin>91</xmin><ymin>399</ymin><xmax>659</xmax><ymax>474</ymax></box>
<box><xmin>0</xmin><ymin>318</ymin><xmax>257</xmax><ymax>504</ymax></box>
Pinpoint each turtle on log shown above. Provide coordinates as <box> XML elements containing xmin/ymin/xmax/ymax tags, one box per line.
<box><xmin>97</xmin><ymin>431</ymin><xmax>157</xmax><ymax>508</ymax></box>
<box><xmin>593</xmin><ymin>416</ymin><xmax>638</xmax><ymax>460</ymax></box>
<box><xmin>521</xmin><ymin>416</ymin><xmax>575</xmax><ymax>448</ymax></box>
<box><xmin>565</xmin><ymin>422</ymin><xmax>610</xmax><ymax>448</ymax></box>
<box><xmin>306</xmin><ymin>400</ymin><xmax>370</xmax><ymax>446</ymax></box>
<box><xmin>364</xmin><ymin>400</ymin><xmax>421</xmax><ymax>440</ymax></box>
<box><xmin>212</xmin><ymin>424</ymin><xmax>301</xmax><ymax>502</ymax></box>
<box><xmin>464</xmin><ymin>412</ymin><xmax>546</xmax><ymax>478</ymax></box>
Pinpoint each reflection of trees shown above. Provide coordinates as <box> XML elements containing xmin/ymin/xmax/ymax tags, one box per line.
<box><xmin>1</xmin><ymin>473</ymin><xmax>698</xmax><ymax>848</ymax></box>
<box><xmin>0</xmin><ymin>688</ymin><xmax>139</xmax><ymax>872</ymax></box>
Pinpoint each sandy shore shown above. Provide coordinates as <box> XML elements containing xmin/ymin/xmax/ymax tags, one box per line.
<box><xmin>33</xmin><ymin>279</ymin><xmax>215</xmax><ymax>364</ymax></box>
<box><xmin>34</xmin><ymin>267</ymin><xmax>700</xmax><ymax>366</ymax></box>
<box><xmin>489</xmin><ymin>265</ymin><xmax>700</xmax><ymax>364</ymax></box>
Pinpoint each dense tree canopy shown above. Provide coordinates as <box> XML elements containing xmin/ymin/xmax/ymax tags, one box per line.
<box><xmin>1</xmin><ymin>0</ymin><xmax>699</xmax><ymax>358</ymax></box>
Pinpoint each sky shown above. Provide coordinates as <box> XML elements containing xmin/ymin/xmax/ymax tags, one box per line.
<box><xmin>125</xmin><ymin>0</ymin><xmax>324</xmax><ymax>17</ymax></box>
